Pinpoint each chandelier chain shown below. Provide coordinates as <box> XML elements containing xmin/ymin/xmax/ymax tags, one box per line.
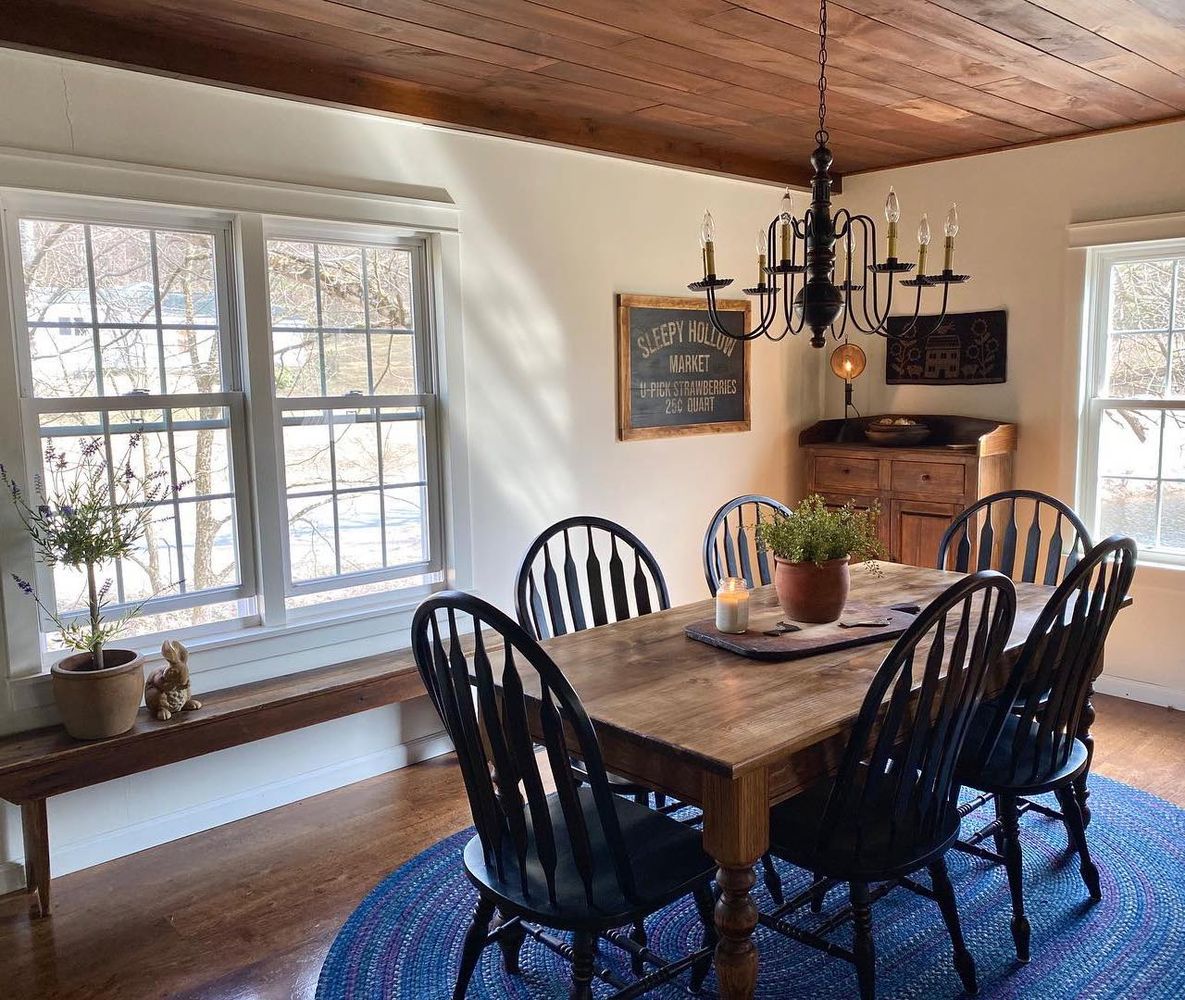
<box><xmin>816</xmin><ymin>0</ymin><xmax>829</xmax><ymax>146</ymax></box>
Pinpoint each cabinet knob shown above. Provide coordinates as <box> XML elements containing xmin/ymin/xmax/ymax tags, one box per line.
<box><xmin>921</xmin><ymin>473</ymin><xmax>931</xmax><ymax>481</ymax></box>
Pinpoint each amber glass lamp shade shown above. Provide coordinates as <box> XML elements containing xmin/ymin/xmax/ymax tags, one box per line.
<box><xmin>830</xmin><ymin>343</ymin><xmax>867</xmax><ymax>382</ymax></box>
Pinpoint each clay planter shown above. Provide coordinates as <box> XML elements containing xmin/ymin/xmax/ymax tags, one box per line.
<box><xmin>773</xmin><ymin>556</ymin><xmax>851</xmax><ymax>624</ymax></box>
<box><xmin>50</xmin><ymin>649</ymin><xmax>145</xmax><ymax>740</ymax></box>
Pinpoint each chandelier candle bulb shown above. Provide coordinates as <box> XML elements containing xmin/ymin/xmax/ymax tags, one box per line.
<box><xmin>917</xmin><ymin>213</ymin><xmax>931</xmax><ymax>275</ymax></box>
<box><xmin>944</xmin><ymin>203</ymin><xmax>959</xmax><ymax>271</ymax></box>
<box><xmin>715</xmin><ymin>577</ymin><xmax>750</xmax><ymax>634</ymax></box>
<box><xmin>885</xmin><ymin>187</ymin><xmax>901</xmax><ymax>259</ymax></box>
<box><xmin>757</xmin><ymin>230</ymin><xmax>768</xmax><ymax>284</ymax></box>
<box><xmin>700</xmin><ymin>209</ymin><xmax>716</xmax><ymax>277</ymax></box>
<box><xmin>780</xmin><ymin>188</ymin><xmax>794</xmax><ymax>261</ymax></box>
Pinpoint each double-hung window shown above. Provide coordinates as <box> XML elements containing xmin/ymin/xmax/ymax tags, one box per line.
<box><xmin>7</xmin><ymin>203</ymin><xmax>255</xmax><ymax>646</ymax></box>
<box><xmin>1080</xmin><ymin>241</ymin><xmax>1185</xmax><ymax>562</ymax></box>
<box><xmin>2</xmin><ymin>194</ymin><xmax>446</xmax><ymax>669</ymax></box>
<box><xmin>266</xmin><ymin>229</ymin><xmax>442</xmax><ymax>609</ymax></box>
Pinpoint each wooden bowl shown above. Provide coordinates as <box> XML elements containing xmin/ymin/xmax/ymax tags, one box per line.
<box><xmin>863</xmin><ymin>422</ymin><xmax>931</xmax><ymax>447</ymax></box>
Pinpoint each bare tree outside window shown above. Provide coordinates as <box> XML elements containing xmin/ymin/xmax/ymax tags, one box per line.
<box><xmin>1088</xmin><ymin>252</ymin><xmax>1185</xmax><ymax>555</ymax></box>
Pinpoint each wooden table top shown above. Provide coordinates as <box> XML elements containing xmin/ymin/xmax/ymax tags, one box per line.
<box><xmin>536</xmin><ymin>563</ymin><xmax>1055</xmax><ymax>781</ymax></box>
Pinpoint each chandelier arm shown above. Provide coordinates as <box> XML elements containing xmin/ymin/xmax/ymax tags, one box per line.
<box><xmin>879</xmin><ymin>282</ymin><xmax>925</xmax><ymax>339</ymax></box>
<box><xmin>707</xmin><ymin>281</ymin><xmax>772</xmax><ymax>342</ymax></box>
<box><xmin>922</xmin><ymin>280</ymin><xmax>952</xmax><ymax>337</ymax></box>
<box><xmin>783</xmin><ymin>240</ymin><xmax>808</xmax><ymax>337</ymax></box>
<box><xmin>844</xmin><ymin>215</ymin><xmax>884</xmax><ymax>334</ymax></box>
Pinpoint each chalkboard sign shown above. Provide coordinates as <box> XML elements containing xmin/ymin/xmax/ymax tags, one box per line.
<box><xmin>616</xmin><ymin>294</ymin><xmax>751</xmax><ymax>441</ymax></box>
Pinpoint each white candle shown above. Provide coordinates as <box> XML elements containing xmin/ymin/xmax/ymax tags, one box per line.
<box><xmin>715</xmin><ymin>577</ymin><xmax>750</xmax><ymax>634</ymax></box>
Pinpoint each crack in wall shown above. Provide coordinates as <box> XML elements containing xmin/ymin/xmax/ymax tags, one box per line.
<box><xmin>59</xmin><ymin>65</ymin><xmax>76</xmax><ymax>153</ymax></box>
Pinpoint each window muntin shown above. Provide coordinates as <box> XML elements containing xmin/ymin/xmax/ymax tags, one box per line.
<box><xmin>11</xmin><ymin>212</ymin><xmax>255</xmax><ymax>647</ymax></box>
<box><xmin>1083</xmin><ymin>246</ymin><xmax>1185</xmax><ymax>560</ymax></box>
<box><xmin>265</xmin><ymin>235</ymin><xmax>440</xmax><ymax>606</ymax></box>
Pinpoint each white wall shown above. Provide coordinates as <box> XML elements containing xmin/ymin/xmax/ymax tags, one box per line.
<box><xmin>837</xmin><ymin>120</ymin><xmax>1185</xmax><ymax>704</ymax></box>
<box><xmin>0</xmin><ymin>49</ymin><xmax>820</xmax><ymax>882</ymax></box>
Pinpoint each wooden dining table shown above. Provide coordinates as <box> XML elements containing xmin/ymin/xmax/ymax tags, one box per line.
<box><xmin>530</xmin><ymin>561</ymin><xmax>1081</xmax><ymax>999</ymax></box>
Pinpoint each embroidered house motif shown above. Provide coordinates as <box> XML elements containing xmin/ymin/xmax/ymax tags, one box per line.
<box><xmin>886</xmin><ymin>309</ymin><xmax>1007</xmax><ymax>386</ymax></box>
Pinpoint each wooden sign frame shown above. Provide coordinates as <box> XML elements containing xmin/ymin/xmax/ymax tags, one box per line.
<box><xmin>616</xmin><ymin>293</ymin><xmax>752</xmax><ymax>442</ymax></box>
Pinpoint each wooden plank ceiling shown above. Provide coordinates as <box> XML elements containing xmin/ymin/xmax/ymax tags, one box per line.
<box><xmin>2</xmin><ymin>0</ymin><xmax>1184</xmax><ymax>185</ymax></box>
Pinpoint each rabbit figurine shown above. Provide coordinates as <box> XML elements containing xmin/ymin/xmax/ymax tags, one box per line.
<box><xmin>145</xmin><ymin>640</ymin><xmax>202</xmax><ymax>721</ymax></box>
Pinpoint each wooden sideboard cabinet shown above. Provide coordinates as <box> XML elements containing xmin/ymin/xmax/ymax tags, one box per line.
<box><xmin>799</xmin><ymin>416</ymin><xmax>1018</xmax><ymax>569</ymax></box>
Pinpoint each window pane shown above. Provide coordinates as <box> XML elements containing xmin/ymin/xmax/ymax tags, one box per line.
<box><xmin>173</xmin><ymin>407</ymin><xmax>233</xmax><ymax>497</ymax></box>
<box><xmin>180</xmin><ymin>497</ymin><xmax>240</xmax><ymax>591</ymax></box>
<box><xmin>20</xmin><ymin>220</ymin><xmax>92</xmax><ymax>324</ymax></box>
<box><xmin>273</xmin><ymin>329</ymin><xmax>322</xmax><ymax>397</ymax></box>
<box><xmin>323</xmin><ymin>330</ymin><xmax>370</xmax><ymax>396</ymax></box>
<box><xmin>332</xmin><ymin>409</ymin><xmax>379</xmax><ymax>491</ymax></box>
<box><xmin>371</xmin><ymin>332</ymin><xmax>416</xmax><ymax>394</ymax></box>
<box><xmin>156</xmin><ymin>230</ymin><xmax>218</xmax><ymax>325</ymax></box>
<box><xmin>1098</xmin><ymin>408</ymin><xmax>1161</xmax><ymax>478</ymax></box>
<box><xmin>1111</xmin><ymin>259</ymin><xmax>1172</xmax><ymax>332</ymax></box>
<box><xmin>288</xmin><ymin>494</ymin><xmax>336</xmax><ymax>582</ymax></box>
<box><xmin>282</xmin><ymin>411</ymin><xmax>334</xmax><ymax>495</ymax></box>
<box><xmin>365</xmin><ymin>246</ymin><xmax>413</xmax><ymax>329</ymax></box>
<box><xmin>97</xmin><ymin>327</ymin><xmax>161</xmax><ymax>395</ymax></box>
<box><xmin>337</xmin><ymin>490</ymin><xmax>384</xmax><ymax>574</ymax></box>
<box><xmin>268</xmin><ymin>241</ymin><xmax>317</xmax><ymax>328</ymax></box>
<box><xmin>29</xmin><ymin>321</ymin><xmax>97</xmax><ymax>397</ymax></box>
<box><xmin>317</xmin><ymin>244</ymin><xmax>365</xmax><ymax>329</ymax></box>
<box><xmin>1159</xmin><ymin>483</ymin><xmax>1185</xmax><ymax>552</ymax></box>
<box><xmin>90</xmin><ymin>225</ymin><xmax>155</xmax><ymax>326</ymax></box>
<box><xmin>1098</xmin><ymin>477</ymin><xmax>1157</xmax><ymax>546</ymax></box>
<box><xmin>162</xmin><ymin>327</ymin><xmax>222</xmax><ymax>394</ymax></box>
<box><xmin>380</xmin><ymin>409</ymin><xmax>425</xmax><ymax>483</ymax></box>
<box><xmin>1105</xmin><ymin>332</ymin><xmax>1169</xmax><ymax>398</ymax></box>
<box><xmin>384</xmin><ymin>485</ymin><xmax>428</xmax><ymax>565</ymax></box>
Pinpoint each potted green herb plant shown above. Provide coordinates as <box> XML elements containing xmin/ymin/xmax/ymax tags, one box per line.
<box><xmin>2</xmin><ymin>435</ymin><xmax>183</xmax><ymax>739</ymax></box>
<box><xmin>754</xmin><ymin>494</ymin><xmax>883</xmax><ymax>623</ymax></box>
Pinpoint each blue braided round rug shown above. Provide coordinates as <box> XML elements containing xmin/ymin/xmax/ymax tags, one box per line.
<box><xmin>317</xmin><ymin>775</ymin><xmax>1185</xmax><ymax>999</ymax></box>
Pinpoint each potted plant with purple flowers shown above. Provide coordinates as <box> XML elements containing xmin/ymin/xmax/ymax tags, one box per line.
<box><xmin>3</xmin><ymin>435</ymin><xmax>184</xmax><ymax>739</ymax></box>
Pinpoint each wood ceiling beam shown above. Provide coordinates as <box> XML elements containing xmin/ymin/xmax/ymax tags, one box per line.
<box><xmin>0</xmin><ymin>0</ymin><xmax>818</xmax><ymax>186</ymax></box>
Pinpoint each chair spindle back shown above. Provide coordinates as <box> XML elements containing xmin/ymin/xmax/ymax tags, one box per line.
<box><xmin>412</xmin><ymin>591</ymin><xmax>637</xmax><ymax>907</ymax></box>
<box><xmin>703</xmin><ymin>494</ymin><xmax>792</xmax><ymax>594</ymax></box>
<box><xmin>515</xmin><ymin>516</ymin><xmax>670</xmax><ymax>640</ymax></box>
<box><xmin>937</xmin><ymin>490</ymin><xmax>1092</xmax><ymax>586</ymax></box>
<box><xmin>818</xmin><ymin>571</ymin><xmax>1017</xmax><ymax>862</ymax></box>
<box><xmin>966</xmin><ymin>536</ymin><xmax>1137</xmax><ymax>786</ymax></box>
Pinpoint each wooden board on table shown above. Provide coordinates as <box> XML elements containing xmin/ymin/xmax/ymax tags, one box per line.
<box><xmin>684</xmin><ymin>602</ymin><xmax>917</xmax><ymax>661</ymax></box>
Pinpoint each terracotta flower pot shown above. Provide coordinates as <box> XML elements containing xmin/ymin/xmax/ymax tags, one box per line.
<box><xmin>773</xmin><ymin>556</ymin><xmax>851</xmax><ymax>624</ymax></box>
<box><xmin>50</xmin><ymin>649</ymin><xmax>145</xmax><ymax>740</ymax></box>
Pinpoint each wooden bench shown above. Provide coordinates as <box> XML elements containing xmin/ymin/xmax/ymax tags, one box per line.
<box><xmin>0</xmin><ymin>650</ymin><xmax>427</xmax><ymax>917</ymax></box>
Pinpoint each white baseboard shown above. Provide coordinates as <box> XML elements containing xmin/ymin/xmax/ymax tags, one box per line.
<box><xmin>48</xmin><ymin>729</ymin><xmax>453</xmax><ymax>877</ymax></box>
<box><xmin>0</xmin><ymin>859</ymin><xmax>24</xmax><ymax>895</ymax></box>
<box><xmin>1095</xmin><ymin>674</ymin><xmax>1185</xmax><ymax>711</ymax></box>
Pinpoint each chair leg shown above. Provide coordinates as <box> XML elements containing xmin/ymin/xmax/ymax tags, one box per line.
<box><xmin>1056</xmin><ymin>785</ymin><xmax>1102</xmax><ymax>902</ymax></box>
<box><xmin>810</xmin><ymin>871</ymin><xmax>826</xmax><ymax>913</ymax></box>
<box><xmin>570</xmin><ymin>929</ymin><xmax>596</xmax><ymax>1000</ymax></box>
<box><xmin>762</xmin><ymin>853</ymin><xmax>785</xmax><ymax>906</ymax></box>
<box><xmin>629</xmin><ymin>919</ymin><xmax>647</xmax><ymax>976</ymax></box>
<box><xmin>454</xmin><ymin>896</ymin><xmax>495</xmax><ymax>1000</ymax></box>
<box><xmin>991</xmin><ymin>795</ymin><xmax>1006</xmax><ymax>855</ymax></box>
<box><xmin>930</xmin><ymin>857</ymin><xmax>978</xmax><ymax>996</ymax></box>
<box><xmin>849</xmin><ymin>881</ymin><xmax>876</xmax><ymax>1000</ymax></box>
<box><xmin>998</xmin><ymin>794</ymin><xmax>1031</xmax><ymax>963</ymax></box>
<box><xmin>691</xmin><ymin>884</ymin><xmax>718</xmax><ymax>994</ymax></box>
<box><xmin>494</xmin><ymin>910</ymin><xmax>526</xmax><ymax>975</ymax></box>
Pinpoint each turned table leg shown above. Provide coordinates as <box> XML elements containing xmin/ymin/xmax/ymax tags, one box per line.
<box><xmin>21</xmin><ymin>799</ymin><xmax>51</xmax><ymax>918</ymax></box>
<box><xmin>702</xmin><ymin>769</ymin><xmax>768</xmax><ymax>1000</ymax></box>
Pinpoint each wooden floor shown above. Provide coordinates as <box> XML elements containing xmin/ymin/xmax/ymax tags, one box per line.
<box><xmin>2</xmin><ymin>693</ymin><xmax>1183</xmax><ymax>1000</ymax></box>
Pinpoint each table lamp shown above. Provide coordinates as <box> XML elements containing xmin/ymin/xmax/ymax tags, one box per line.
<box><xmin>830</xmin><ymin>342</ymin><xmax>867</xmax><ymax>441</ymax></box>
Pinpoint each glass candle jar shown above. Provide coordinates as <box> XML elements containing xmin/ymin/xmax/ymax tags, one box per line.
<box><xmin>715</xmin><ymin>577</ymin><xmax>750</xmax><ymax>634</ymax></box>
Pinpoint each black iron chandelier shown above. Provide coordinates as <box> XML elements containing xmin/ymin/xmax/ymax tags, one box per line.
<box><xmin>689</xmin><ymin>0</ymin><xmax>968</xmax><ymax>348</ymax></box>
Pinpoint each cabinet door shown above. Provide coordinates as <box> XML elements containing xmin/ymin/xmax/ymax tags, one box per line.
<box><xmin>892</xmin><ymin>498</ymin><xmax>961</xmax><ymax>568</ymax></box>
<box><xmin>820</xmin><ymin>492</ymin><xmax>893</xmax><ymax>560</ymax></box>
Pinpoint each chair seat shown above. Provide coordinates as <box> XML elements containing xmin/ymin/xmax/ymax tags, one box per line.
<box><xmin>463</xmin><ymin>786</ymin><xmax>714</xmax><ymax>930</ymax></box>
<box><xmin>769</xmin><ymin>767</ymin><xmax>961</xmax><ymax>882</ymax></box>
<box><xmin>959</xmin><ymin>712</ymin><xmax>1088</xmax><ymax>795</ymax></box>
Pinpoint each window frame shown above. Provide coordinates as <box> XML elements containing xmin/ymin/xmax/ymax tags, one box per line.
<box><xmin>0</xmin><ymin>190</ymin><xmax>456</xmax><ymax>682</ymax></box>
<box><xmin>262</xmin><ymin>219</ymin><xmax>444</xmax><ymax>604</ymax></box>
<box><xmin>1</xmin><ymin>193</ymin><xmax>261</xmax><ymax>650</ymax></box>
<box><xmin>1079</xmin><ymin>237</ymin><xmax>1185</xmax><ymax>567</ymax></box>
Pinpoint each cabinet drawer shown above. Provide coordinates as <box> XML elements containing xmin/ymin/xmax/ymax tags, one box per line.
<box><xmin>890</xmin><ymin>460</ymin><xmax>965</xmax><ymax>497</ymax></box>
<box><xmin>813</xmin><ymin>455</ymin><xmax>880</xmax><ymax>493</ymax></box>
